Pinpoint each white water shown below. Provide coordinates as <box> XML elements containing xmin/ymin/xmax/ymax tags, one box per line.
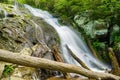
<box><xmin>25</xmin><ymin>4</ymin><xmax>110</xmax><ymax>72</ymax></box>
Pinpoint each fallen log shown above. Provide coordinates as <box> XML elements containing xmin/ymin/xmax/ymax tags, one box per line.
<box><xmin>52</xmin><ymin>45</ymin><xmax>63</xmax><ymax>62</ymax></box>
<box><xmin>66</xmin><ymin>45</ymin><xmax>90</xmax><ymax>70</ymax></box>
<box><xmin>108</xmin><ymin>48</ymin><xmax>120</xmax><ymax>76</ymax></box>
<box><xmin>0</xmin><ymin>49</ymin><xmax>120</xmax><ymax>80</ymax></box>
<box><xmin>52</xmin><ymin>45</ymin><xmax>71</xmax><ymax>79</ymax></box>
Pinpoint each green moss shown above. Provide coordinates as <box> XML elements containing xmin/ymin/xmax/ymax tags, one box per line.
<box><xmin>3</xmin><ymin>65</ymin><xmax>14</xmax><ymax>77</ymax></box>
<box><xmin>24</xmin><ymin>14</ymin><xmax>31</xmax><ymax>18</ymax></box>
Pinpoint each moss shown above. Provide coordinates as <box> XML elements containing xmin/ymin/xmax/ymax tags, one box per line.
<box><xmin>3</xmin><ymin>65</ymin><xmax>14</xmax><ymax>77</ymax></box>
<box><xmin>24</xmin><ymin>14</ymin><xmax>31</xmax><ymax>18</ymax></box>
<box><xmin>56</xmin><ymin>37</ymin><xmax>60</xmax><ymax>44</ymax></box>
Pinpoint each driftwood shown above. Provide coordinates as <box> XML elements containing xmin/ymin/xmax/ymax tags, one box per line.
<box><xmin>0</xmin><ymin>49</ymin><xmax>120</xmax><ymax>80</ymax></box>
<box><xmin>66</xmin><ymin>45</ymin><xmax>90</xmax><ymax>70</ymax></box>
<box><xmin>52</xmin><ymin>45</ymin><xmax>71</xmax><ymax>79</ymax></box>
<box><xmin>108</xmin><ymin>48</ymin><xmax>120</xmax><ymax>76</ymax></box>
<box><xmin>85</xmin><ymin>36</ymin><xmax>98</xmax><ymax>59</ymax></box>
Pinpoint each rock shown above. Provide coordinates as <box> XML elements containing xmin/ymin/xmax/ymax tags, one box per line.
<box><xmin>32</xmin><ymin>17</ymin><xmax>59</xmax><ymax>48</ymax></box>
<box><xmin>0</xmin><ymin>62</ymin><xmax>5</xmax><ymax>78</ymax></box>
<box><xmin>11</xmin><ymin>66</ymin><xmax>36</xmax><ymax>80</ymax></box>
<box><xmin>0</xmin><ymin>3</ymin><xmax>59</xmax><ymax>80</ymax></box>
<box><xmin>74</xmin><ymin>15</ymin><xmax>108</xmax><ymax>39</ymax></box>
<box><xmin>0</xmin><ymin>62</ymin><xmax>13</xmax><ymax>78</ymax></box>
<box><xmin>93</xmin><ymin>20</ymin><xmax>107</xmax><ymax>39</ymax></box>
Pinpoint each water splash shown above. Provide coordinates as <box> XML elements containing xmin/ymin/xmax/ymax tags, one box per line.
<box><xmin>25</xmin><ymin>4</ymin><xmax>110</xmax><ymax>72</ymax></box>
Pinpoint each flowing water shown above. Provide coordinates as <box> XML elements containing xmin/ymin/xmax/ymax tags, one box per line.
<box><xmin>25</xmin><ymin>4</ymin><xmax>110</xmax><ymax>72</ymax></box>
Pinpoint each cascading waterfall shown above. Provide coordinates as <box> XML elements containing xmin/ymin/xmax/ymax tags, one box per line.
<box><xmin>25</xmin><ymin>4</ymin><xmax>110</xmax><ymax>72</ymax></box>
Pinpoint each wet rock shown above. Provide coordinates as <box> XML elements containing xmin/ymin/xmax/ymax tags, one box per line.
<box><xmin>74</xmin><ymin>15</ymin><xmax>108</xmax><ymax>39</ymax></box>
<box><xmin>32</xmin><ymin>17</ymin><xmax>59</xmax><ymax>48</ymax></box>
<box><xmin>94</xmin><ymin>20</ymin><xmax>107</xmax><ymax>39</ymax></box>
<box><xmin>0</xmin><ymin>62</ymin><xmax>12</xmax><ymax>78</ymax></box>
<box><xmin>0</xmin><ymin>62</ymin><xmax>5</xmax><ymax>78</ymax></box>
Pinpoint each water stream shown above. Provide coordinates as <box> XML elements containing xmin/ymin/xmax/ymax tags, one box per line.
<box><xmin>25</xmin><ymin>4</ymin><xmax>110</xmax><ymax>72</ymax></box>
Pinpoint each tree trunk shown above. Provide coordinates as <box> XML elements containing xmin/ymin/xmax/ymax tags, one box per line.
<box><xmin>108</xmin><ymin>48</ymin><xmax>120</xmax><ymax>76</ymax></box>
<box><xmin>0</xmin><ymin>49</ymin><xmax>119</xmax><ymax>80</ymax></box>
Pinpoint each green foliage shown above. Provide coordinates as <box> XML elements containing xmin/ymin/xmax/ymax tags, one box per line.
<box><xmin>5</xmin><ymin>0</ymin><xmax>118</xmax><ymax>27</ymax></box>
<box><xmin>89</xmin><ymin>0</ymin><xmax>120</xmax><ymax>23</ymax></box>
<box><xmin>0</xmin><ymin>0</ymin><xmax>8</xmax><ymax>3</ymax></box>
<box><xmin>101</xmin><ymin>52</ymin><xmax>111</xmax><ymax>63</ymax></box>
<box><xmin>92</xmin><ymin>41</ymin><xmax>102</xmax><ymax>51</ymax></box>
<box><xmin>3</xmin><ymin>65</ymin><xmax>14</xmax><ymax>77</ymax></box>
<box><xmin>92</xmin><ymin>40</ymin><xmax>111</xmax><ymax>63</ymax></box>
<box><xmin>17</xmin><ymin>0</ymin><xmax>26</xmax><ymax>4</ymax></box>
<box><xmin>114</xmin><ymin>36</ymin><xmax>120</xmax><ymax>44</ymax></box>
<box><xmin>112</xmin><ymin>32</ymin><xmax>120</xmax><ymax>50</ymax></box>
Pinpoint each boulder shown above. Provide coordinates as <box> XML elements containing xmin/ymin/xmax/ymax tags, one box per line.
<box><xmin>74</xmin><ymin>15</ymin><xmax>108</xmax><ymax>39</ymax></box>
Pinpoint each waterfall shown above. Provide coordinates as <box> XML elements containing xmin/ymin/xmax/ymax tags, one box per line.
<box><xmin>24</xmin><ymin>4</ymin><xmax>110</xmax><ymax>72</ymax></box>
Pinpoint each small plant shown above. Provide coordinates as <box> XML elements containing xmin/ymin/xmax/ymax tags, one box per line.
<box><xmin>92</xmin><ymin>40</ymin><xmax>101</xmax><ymax>51</ymax></box>
<box><xmin>111</xmin><ymin>31</ymin><xmax>120</xmax><ymax>50</ymax></box>
<box><xmin>3</xmin><ymin>65</ymin><xmax>14</xmax><ymax>77</ymax></box>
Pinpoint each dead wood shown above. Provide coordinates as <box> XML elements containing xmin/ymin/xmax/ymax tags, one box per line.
<box><xmin>66</xmin><ymin>45</ymin><xmax>90</xmax><ymax>70</ymax></box>
<box><xmin>52</xmin><ymin>45</ymin><xmax>71</xmax><ymax>79</ymax></box>
<box><xmin>0</xmin><ymin>49</ymin><xmax>119</xmax><ymax>80</ymax></box>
